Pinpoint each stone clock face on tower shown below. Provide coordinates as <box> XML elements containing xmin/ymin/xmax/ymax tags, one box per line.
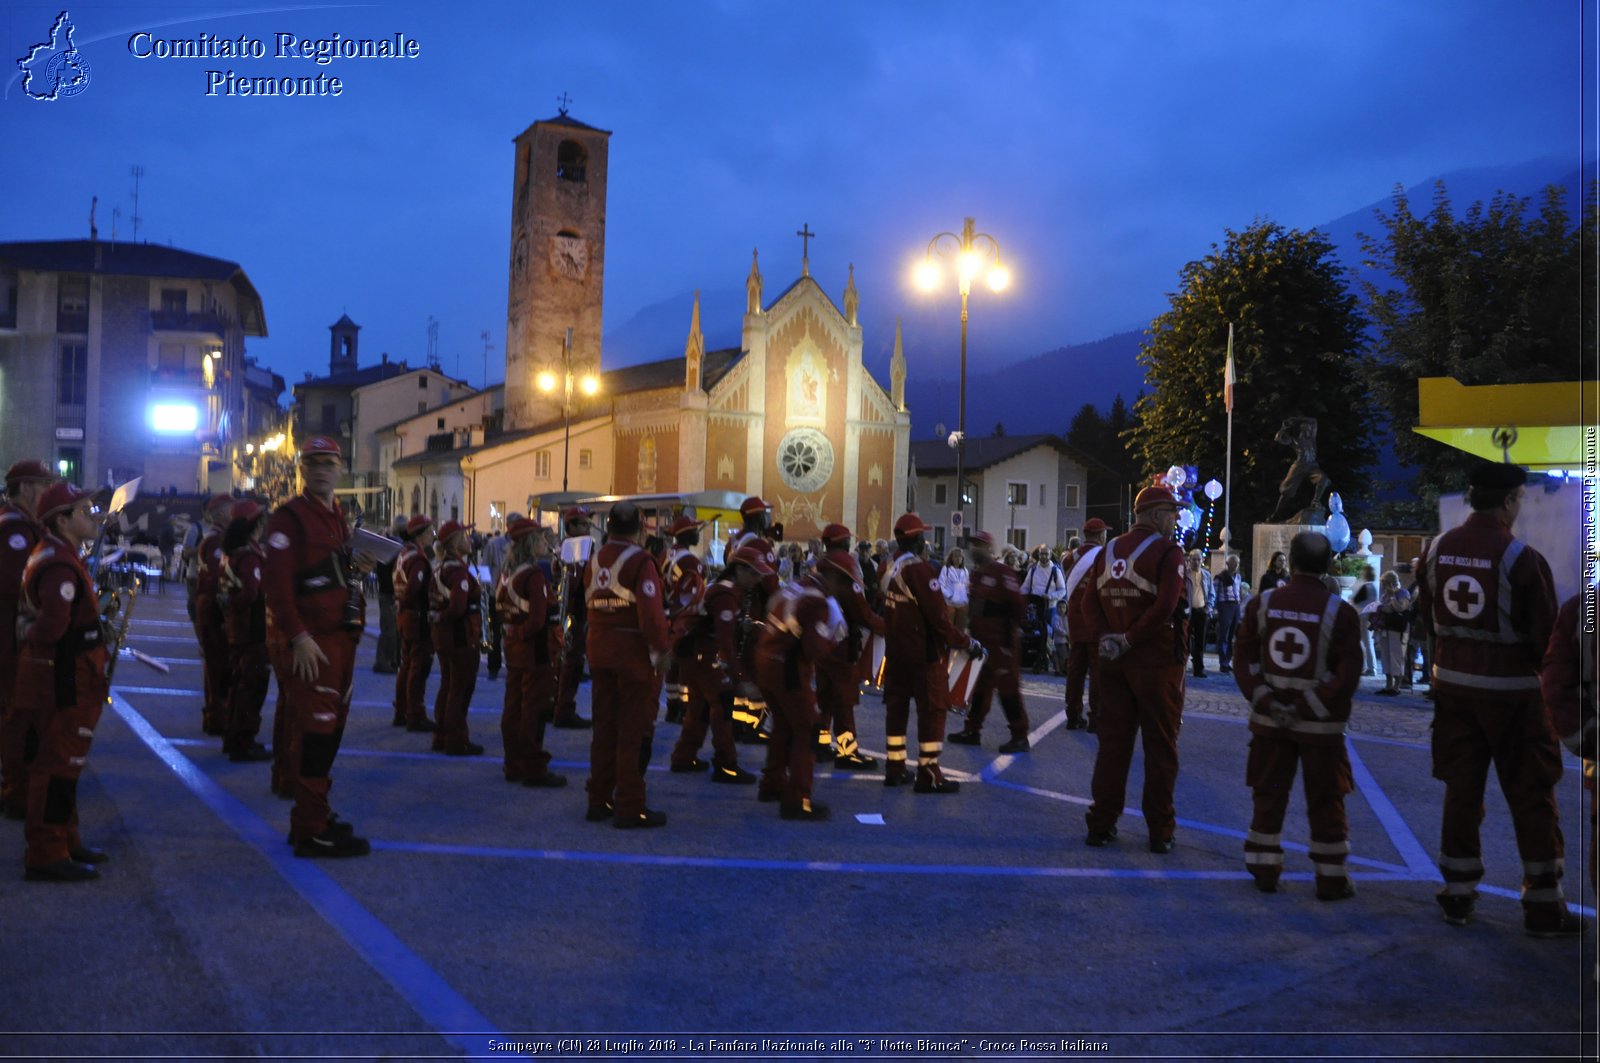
<box><xmin>550</xmin><ymin>234</ymin><xmax>588</xmax><ymax>279</ymax></box>
<box><xmin>776</xmin><ymin>428</ymin><xmax>834</xmax><ymax>493</ymax></box>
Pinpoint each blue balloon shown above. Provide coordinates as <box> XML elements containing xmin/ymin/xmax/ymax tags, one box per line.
<box><xmin>1326</xmin><ymin>511</ymin><xmax>1351</xmax><ymax>553</ymax></box>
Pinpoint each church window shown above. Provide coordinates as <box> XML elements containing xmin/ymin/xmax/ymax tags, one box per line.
<box><xmin>638</xmin><ymin>435</ymin><xmax>657</xmax><ymax>493</ymax></box>
<box><xmin>535</xmin><ymin>450</ymin><xmax>551</xmax><ymax>480</ymax></box>
<box><xmin>411</xmin><ymin>485</ymin><xmax>421</xmax><ymax>514</ymax></box>
<box><xmin>776</xmin><ymin>428</ymin><xmax>834</xmax><ymax>494</ymax></box>
<box><xmin>556</xmin><ymin>140</ymin><xmax>587</xmax><ymax>183</ymax></box>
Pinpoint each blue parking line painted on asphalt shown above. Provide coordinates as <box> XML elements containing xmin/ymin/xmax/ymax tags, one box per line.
<box><xmin>107</xmin><ymin>693</ymin><xmax>518</xmax><ymax>1059</ymax></box>
<box><xmin>1346</xmin><ymin>739</ymin><xmax>1438</xmax><ymax>877</ymax></box>
<box><xmin>368</xmin><ymin>838</ymin><xmax>1423</xmax><ymax>883</ymax></box>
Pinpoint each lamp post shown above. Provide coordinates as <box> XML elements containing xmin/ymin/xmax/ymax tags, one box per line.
<box><xmin>536</xmin><ymin>327</ymin><xmax>600</xmax><ymax>493</ymax></box>
<box><xmin>914</xmin><ymin>218</ymin><xmax>1010</xmax><ymax>528</ymax></box>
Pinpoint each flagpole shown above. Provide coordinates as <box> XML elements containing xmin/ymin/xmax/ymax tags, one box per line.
<box><xmin>1224</xmin><ymin>322</ymin><xmax>1234</xmax><ymax>554</ymax></box>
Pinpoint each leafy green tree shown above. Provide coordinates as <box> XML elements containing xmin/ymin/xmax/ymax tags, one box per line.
<box><xmin>1129</xmin><ymin>221</ymin><xmax>1374</xmax><ymax>540</ymax></box>
<box><xmin>1067</xmin><ymin>394</ymin><xmax>1145</xmax><ymax>530</ymax></box>
<box><xmin>1358</xmin><ymin>181</ymin><xmax>1596</xmax><ymax>526</ymax></box>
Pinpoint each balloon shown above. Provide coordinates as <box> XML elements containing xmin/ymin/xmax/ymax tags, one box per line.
<box><xmin>1176</xmin><ymin>506</ymin><xmax>1198</xmax><ymax>533</ymax></box>
<box><xmin>1328</xmin><ymin>491</ymin><xmax>1344</xmax><ymax>514</ymax></box>
<box><xmin>1165</xmin><ymin>465</ymin><xmax>1186</xmax><ymax>489</ymax></box>
<box><xmin>1203</xmin><ymin>478</ymin><xmax>1223</xmax><ymax>502</ymax></box>
<box><xmin>1326</xmin><ymin>512</ymin><xmax>1351</xmax><ymax>553</ymax></box>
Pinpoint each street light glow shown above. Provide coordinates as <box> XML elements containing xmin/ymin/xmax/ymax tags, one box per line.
<box><xmin>150</xmin><ymin>403</ymin><xmax>200</xmax><ymax>433</ymax></box>
<box><xmin>579</xmin><ymin>374</ymin><xmax>600</xmax><ymax>397</ymax></box>
<box><xmin>914</xmin><ymin>258</ymin><xmax>941</xmax><ymax>291</ymax></box>
<box><xmin>536</xmin><ymin>371</ymin><xmax>558</xmax><ymax>393</ymax></box>
<box><xmin>986</xmin><ymin>264</ymin><xmax>1011</xmax><ymax>292</ymax></box>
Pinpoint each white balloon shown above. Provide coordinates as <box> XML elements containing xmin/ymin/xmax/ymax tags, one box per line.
<box><xmin>1165</xmin><ymin>465</ymin><xmax>1186</xmax><ymax>489</ymax></box>
<box><xmin>1326</xmin><ymin>512</ymin><xmax>1352</xmax><ymax>553</ymax></box>
<box><xmin>1203</xmin><ymin>478</ymin><xmax>1223</xmax><ymax>501</ymax></box>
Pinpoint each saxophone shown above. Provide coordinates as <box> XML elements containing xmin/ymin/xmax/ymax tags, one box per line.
<box><xmin>103</xmin><ymin>578</ymin><xmax>141</xmax><ymax>686</ymax></box>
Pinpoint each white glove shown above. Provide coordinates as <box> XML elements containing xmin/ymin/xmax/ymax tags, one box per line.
<box><xmin>1098</xmin><ymin>634</ymin><xmax>1130</xmax><ymax>662</ymax></box>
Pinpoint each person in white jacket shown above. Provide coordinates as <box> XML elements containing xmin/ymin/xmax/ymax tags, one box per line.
<box><xmin>939</xmin><ymin>547</ymin><xmax>970</xmax><ymax>630</ymax></box>
<box><xmin>1020</xmin><ymin>545</ymin><xmax>1066</xmax><ymax>639</ymax></box>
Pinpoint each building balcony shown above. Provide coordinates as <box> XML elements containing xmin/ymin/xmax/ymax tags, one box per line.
<box><xmin>150</xmin><ymin>366</ymin><xmax>207</xmax><ymax>387</ymax></box>
<box><xmin>55</xmin><ymin>403</ymin><xmax>85</xmax><ymax>429</ymax></box>
<box><xmin>150</xmin><ymin>309</ymin><xmax>225</xmax><ymax>334</ymax></box>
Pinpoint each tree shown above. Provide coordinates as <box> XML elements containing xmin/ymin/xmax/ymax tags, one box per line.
<box><xmin>1359</xmin><ymin>181</ymin><xmax>1596</xmax><ymax>526</ymax></box>
<box><xmin>1066</xmin><ymin>393</ymin><xmax>1144</xmax><ymax>530</ymax></box>
<box><xmin>1129</xmin><ymin>220</ymin><xmax>1374</xmax><ymax>543</ymax></box>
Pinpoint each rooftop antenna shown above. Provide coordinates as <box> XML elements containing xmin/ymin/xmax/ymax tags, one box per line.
<box><xmin>111</xmin><ymin>206</ymin><xmax>120</xmax><ymax>242</ymax></box>
<box><xmin>426</xmin><ymin>315</ymin><xmax>440</xmax><ymax>371</ymax></box>
<box><xmin>480</xmin><ymin>330</ymin><xmax>494</xmax><ymax>389</ymax></box>
<box><xmin>129</xmin><ymin>165</ymin><xmax>145</xmax><ymax>241</ymax></box>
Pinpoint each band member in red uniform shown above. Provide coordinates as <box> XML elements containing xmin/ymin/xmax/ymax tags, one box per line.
<box><xmin>816</xmin><ymin>524</ymin><xmax>882</xmax><ymax>770</ymax></box>
<box><xmin>498</xmin><ymin>518</ymin><xmax>564</xmax><ymax>788</ymax></box>
<box><xmin>0</xmin><ymin>459</ymin><xmax>52</xmax><ymax>819</ymax></box>
<box><xmin>15</xmin><ymin>482</ymin><xmax>109</xmax><ymax>880</ymax></box>
<box><xmin>661</xmin><ymin>516</ymin><xmax>705</xmax><ymax>725</ymax></box>
<box><xmin>218</xmin><ymin>500</ymin><xmax>272</xmax><ymax>762</ymax></box>
<box><xmin>429</xmin><ymin>520</ymin><xmax>483</xmax><ymax>756</ymax></box>
<box><xmin>669</xmin><ymin>543</ymin><xmax>762</xmax><ymax>784</ymax></box>
<box><xmin>553</xmin><ymin>506</ymin><xmax>595</xmax><ymax>729</ymax></box>
<box><xmin>753</xmin><ymin>552</ymin><xmax>854</xmax><ymax>820</ymax></box>
<box><xmin>1543</xmin><ymin>586</ymin><xmax>1597</xmax><ymax>941</ymax></box>
<box><xmin>1418</xmin><ymin>461</ymin><xmax>1583</xmax><ymax>936</ymax></box>
<box><xmin>194</xmin><ymin>494</ymin><xmax>234</xmax><ymax>736</ymax></box>
<box><xmin>392</xmin><ymin>515</ymin><xmax>437</xmax><ymax>733</ymax></box>
<box><xmin>729</xmin><ymin>496</ymin><xmax>780</xmax><ymax>741</ymax></box>
<box><xmin>585</xmin><ymin>501</ymin><xmax>672</xmax><ymax>828</ymax></box>
<box><xmin>1082</xmin><ymin>485</ymin><xmax>1188</xmax><ymax>853</ymax></box>
<box><xmin>1061</xmin><ymin>518</ymin><xmax>1108</xmax><ymax>730</ymax></box>
<box><xmin>263</xmin><ymin>437</ymin><xmax>371</xmax><ymax>858</ymax></box>
<box><xmin>950</xmin><ymin>530</ymin><xmax>1031</xmax><ymax>753</ymax></box>
<box><xmin>1233</xmin><ymin>531</ymin><xmax>1362</xmax><ymax>899</ymax></box>
<box><xmin>881</xmin><ymin>513</ymin><xmax>981</xmax><ymax>793</ymax></box>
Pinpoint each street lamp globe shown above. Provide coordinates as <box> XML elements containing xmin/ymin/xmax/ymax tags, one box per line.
<box><xmin>986</xmin><ymin>264</ymin><xmax>1011</xmax><ymax>292</ymax></box>
<box><xmin>579</xmin><ymin>374</ymin><xmax>600</xmax><ymax>397</ymax></box>
<box><xmin>914</xmin><ymin>258</ymin><xmax>941</xmax><ymax>292</ymax></box>
<box><xmin>536</xmin><ymin>371</ymin><xmax>558</xmax><ymax>393</ymax></box>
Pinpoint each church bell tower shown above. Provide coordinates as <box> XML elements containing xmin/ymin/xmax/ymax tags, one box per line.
<box><xmin>504</xmin><ymin>106</ymin><xmax>612</xmax><ymax>431</ymax></box>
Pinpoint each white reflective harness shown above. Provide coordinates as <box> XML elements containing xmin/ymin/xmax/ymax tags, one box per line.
<box><xmin>585</xmin><ymin>544</ymin><xmax>642</xmax><ymax>611</ymax></box>
<box><xmin>1095</xmin><ymin>533</ymin><xmax>1163</xmax><ymax>596</ymax></box>
<box><xmin>885</xmin><ymin>553</ymin><xmax>920</xmax><ymax>607</ymax></box>
<box><xmin>1248</xmin><ymin>587</ymin><xmax>1348</xmax><ymax>734</ymax></box>
<box><xmin>498</xmin><ymin>562</ymin><xmax>533</xmax><ymax>619</ymax></box>
<box><xmin>1428</xmin><ymin>538</ymin><xmax>1530</xmax><ymax>644</ymax></box>
<box><xmin>1064</xmin><ymin>544</ymin><xmax>1101</xmax><ymax>602</ymax></box>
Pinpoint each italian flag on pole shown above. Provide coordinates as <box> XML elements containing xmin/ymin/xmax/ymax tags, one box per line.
<box><xmin>1224</xmin><ymin>322</ymin><xmax>1236</xmax><ymax>413</ymax></box>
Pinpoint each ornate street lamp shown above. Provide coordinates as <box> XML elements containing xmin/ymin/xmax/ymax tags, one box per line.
<box><xmin>914</xmin><ymin>218</ymin><xmax>1010</xmax><ymax>527</ymax></box>
<box><xmin>537</xmin><ymin>327</ymin><xmax>601</xmax><ymax>493</ymax></box>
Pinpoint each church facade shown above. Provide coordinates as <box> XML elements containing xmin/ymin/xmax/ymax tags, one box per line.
<box><xmin>462</xmin><ymin>110</ymin><xmax>910</xmax><ymax>543</ymax></box>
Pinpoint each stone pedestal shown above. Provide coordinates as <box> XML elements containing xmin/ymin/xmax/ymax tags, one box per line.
<box><xmin>1252</xmin><ymin>523</ymin><xmax>1322</xmax><ymax>584</ymax></box>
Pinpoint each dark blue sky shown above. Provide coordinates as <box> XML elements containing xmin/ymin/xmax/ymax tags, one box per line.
<box><xmin>4</xmin><ymin>0</ymin><xmax>1592</xmax><ymax>391</ymax></box>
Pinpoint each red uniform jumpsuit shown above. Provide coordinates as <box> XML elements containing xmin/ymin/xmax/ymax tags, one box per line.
<box><xmin>1082</xmin><ymin>525</ymin><xmax>1187</xmax><ymax>842</ymax></box>
<box><xmin>220</xmin><ymin>542</ymin><xmax>270</xmax><ymax>757</ymax></box>
<box><xmin>815</xmin><ymin>546</ymin><xmax>883</xmax><ymax>763</ymax></box>
<box><xmin>429</xmin><ymin>555</ymin><xmax>482</xmax><ymax>753</ymax></box>
<box><xmin>554</xmin><ymin>543</ymin><xmax>590</xmax><ymax>725</ymax></box>
<box><xmin>881</xmin><ymin>550</ymin><xmax>968</xmax><ymax>788</ymax></box>
<box><xmin>263</xmin><ymin>495</ymin><xmax>361</xmax><ymax>842</ymax></box>
<box><xmin>1418</xmin><ymin>512</ymin><xmax>1567</xmax><ymax>918</ymax></box>
<box><xmin>661</xmin><ymin>547</ymin><xmax>703</xmax><ymax>724</ymax></box>
<box><xmin>961</xmin><ymin>559</ymin><xmax>1032</xmax><ymax>743</ymax></box>
<box><xmin>0</xmin><ymin>502</ymin><xmax>42</xmax><ymax>817</ymax></box>
<box><xmin>754</xmin><ymin>575</ymin><xmax>844</xmax><ymax>812</ymax></box>
<box><xmin>1062</xmin><ymin>543</ymin><xmax>1103</xmax><ymax>728</ymax></box>
<box><xmin>498</xmin><ymin>559</ymin><xmax>557</xmax><ymax>781</ymax></box>
<box><xmin>15</xmin><ymin>534</ymin><xmax>109</xmax><ymax>870</ymax></box>
<box><xmin>392</xmin><ymin>542</ymin><xmax>435</xmax><ymax>729</ymax></box>
<box><xmin>1232</xmin><ymin>574</ymin><xmax>1362</xmax><ymax>895</ymax></box>
<box><xmin>194</xmin><ymin>528</ymin><xmax>232</xmax><ymax>735</ymax></box>
<box><xmin>1543</xmin><ymin>592</ymin><xmax>1596</xmax><ymax>899</ymax></box>
<box><xmin>729</xmin><ymin>530</ymin><xmax>779</xmax><ymax>740</ymax></box>
<box><xmin>670</xmin><ymin>577</ymin><xmax>745</xmax><ymax>774</ymax></box>
<box><xmin>584</xmin><ymin>537</ymin><xmax>671</xmax><ymax>820</ymax></box>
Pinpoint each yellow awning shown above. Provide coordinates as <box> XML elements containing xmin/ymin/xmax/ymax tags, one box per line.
<box><xmin>1412</xmin><ymin>376</ymin><xmax>1597</xmax><ymax>471</ymax></box>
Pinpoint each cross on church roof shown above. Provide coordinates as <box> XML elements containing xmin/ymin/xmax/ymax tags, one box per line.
<box><xmin>556</xmin><ymin>91</ymin><xmax>572</xmax><ymax>116</ymax></box>
<box><xmin>796</xmin><ymin>222</ymin><xmax>815</xmax><ymax>277</ymax></box>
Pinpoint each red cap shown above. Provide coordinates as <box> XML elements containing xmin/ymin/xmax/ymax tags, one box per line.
<box><xmin>1134</xmin><ymin>486</ymin><xmax>1179</xmax><ymax>513</ymax></box>
<box><xmin>205</xmin><ymin>494</ymin><xmax>234</xmax><ymax>516</ymax></box>
<box><xmin>820</xmin><ymin>523</ymin><xmax>851</xmax><ymax>546</ymax></box>
<box><xmin>1083</xmin><ymin>518</ymin><xmax>1108</xmax><ymax>534</ymax></box>
<box><xmin>667</xmin><ymin>515</ymin><xmax>705</xmax><ymax>538</ymax></box>
<box><xmin>298</xmin><ymin>436</ymin><xmax>342</xmax><ymax>461</ymax></box>
<box><xmin>819</xmin><ymin>551</ymin><xmax>861</xmax><ymax>583</ymax></box>
<box><xmin>729</xmin><ymin>543</ymin><xmax>776</xmax><ymax>576</ymax></box>
<box><xmin>4</xmin><ymin>460</ymin><xmax>52</xmax><ymax>484</ymax></box>
<box><xmin>228</xmin><ymin>500</ymin><xmax>263</xmax><ymax>524</ymax></box>
<box><xmin>508</xmin><ymin>516</ymin><xmax>541</xmax><ymax>540</ymax></box>
<box><xmin>893</xmin><ymin>512</ymin><xmax>930</xmax><ymax>538</ymax></box>
<box><xmin>739</xmin><ymin>496</ymin><xmax>771</xmax><ymax>517</ymax></box>
<box><xmin>562</xmin><ymin>506</ymin><xmax>592</xmax><ymax>523</ymax></box>
<box><xmin>405</xmin><ymin>514</ymin><xmax>433</xmax><ymax>536</ymax></box>
<box><xmin>37</xmin><ymin>481</ymin><xmax>92</xmax><ymax>523</ymax></box>
<box><xmin>437</xmin><ymin>520</ymin><xmax>473</xmax><ymax>543</ymax></box>
<box><xmin>968</xmin><ymin>530</ymin><xmax>995</xmax><ymax>549</ymax></box>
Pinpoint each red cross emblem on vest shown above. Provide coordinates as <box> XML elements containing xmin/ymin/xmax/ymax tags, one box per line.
<box><xmin>1269</xmin><ymin>627</ymin><xmax>1311</xmax><ymax>670</ymax></box>
<box><xmin>595</xmin><ymin>568</ymin><xmax>612</xmax><ymax>589</ymax></box>
<box><xmin>1442</xmin><ymin>574</ymin><xmax>1485</xmax><ymax>620</ymax></box>
<box><xmin>1109</xmin><ymin>558</ymin><xmax>1128</xmax><ymax>580</ymax></box>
